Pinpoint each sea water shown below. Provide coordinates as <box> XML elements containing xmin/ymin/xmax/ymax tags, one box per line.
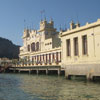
<box><xmin>0</xmin><ymin>73</ymin><xmax>100</xmax><ymax>100</ymax></box>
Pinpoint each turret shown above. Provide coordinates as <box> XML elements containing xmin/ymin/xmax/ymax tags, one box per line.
<box><xmin>70</xmin><ymin>21</ymin><xmax>80</xmax><ymax>29</ymax></box>
<box><xmin>70</xmin><ymin>20</ymin><xmax>76</xmax><ymax>29</ymax></box>
<box><xmin>23</xmin><ymin>29</ymin><xmax>30</xmax><ymax>38</ymax></box>
<box><xmin>39</xmin><ymin>18</ymin><xmax>47</xmax><ymax>30</ymax></box>
<box><xmin>75</xmin><ymin>22</ymin><xmax>80</xmax><ymax>28</ymax></box>
<box><xmin>49</xmin><ymin>18</ymin><xmax>54</xmax><ymax>28</ymax></box>
<box><xmin>38</xmin><ymin>18</ymin><xmax>56</xmax><ymax>32</ymax></box>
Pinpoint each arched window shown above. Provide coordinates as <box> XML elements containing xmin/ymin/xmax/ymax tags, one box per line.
<box><xmin>31</xmin><ymin>42</ymin><xmax>35</xmax><ymax>51</ymax></box>
<box><xmin>36</xmin><ymin>42</ymin><xmax>39</xmax><ymax>51</ymax></box>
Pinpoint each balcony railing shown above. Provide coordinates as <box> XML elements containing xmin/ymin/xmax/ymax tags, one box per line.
<box><xmin>15</xmin><ymin>60</ymin><xmax>61</xmax><ymax>67</ymax></box>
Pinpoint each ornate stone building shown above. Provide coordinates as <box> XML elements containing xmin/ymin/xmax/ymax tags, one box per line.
<box><xmin>19</xmin><ymin>19</ymin><xmax>61</xmax><ymax>66</ymax></box>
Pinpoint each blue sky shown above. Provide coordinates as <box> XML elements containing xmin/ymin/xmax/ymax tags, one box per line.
<box><xmin>0</xmin><ymin>0</ymin><xmax>100</xmax><ymax>46</ymax></box>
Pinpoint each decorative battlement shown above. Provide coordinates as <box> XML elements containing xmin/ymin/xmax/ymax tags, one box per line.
<box><xmin>38</xmin><ymin>18</ymin><xmax>56</xmax><ymax>32</ymax></box>
<box><xmin>70</xmin><ymin>20</ymin><xmax>80</xmax><ymax>30</ymax></box>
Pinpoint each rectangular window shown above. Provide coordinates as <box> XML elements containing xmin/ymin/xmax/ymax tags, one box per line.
<box><xmin>82</xmin><ymin>35</ymin><xmax>87</xmax><ymax>55</ymax></box>
<box><xmin>74</xmin><ymin>37</ymin><xmax>78</xmax><ymax>56</ymax></box>
<box><xmin>49</xmin><ymin>53</ymin><xmax>51</xmax><ymax>64</ymax></box>
<box><xmin>66</xmin><ymin>39</ymin><xmax>71</xmax><ymax>56</ymax></box>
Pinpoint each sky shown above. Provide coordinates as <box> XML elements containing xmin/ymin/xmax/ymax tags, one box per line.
<box><xmin>0</xmin><ymin>0</ymin><xmax>100</xmax><ymax>46</ymax></box>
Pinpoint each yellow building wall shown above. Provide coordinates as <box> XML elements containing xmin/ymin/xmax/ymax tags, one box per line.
<box><xmin>61</xmin><ymin>20</ymin><xmax>100</xmax><ymax>68</ymax></box>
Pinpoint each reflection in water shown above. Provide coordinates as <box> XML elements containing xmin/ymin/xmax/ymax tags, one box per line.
<box><xmin>0</xmin><ymin>73</ymin><xmax>100</xmax><ymax>100</ymax></box>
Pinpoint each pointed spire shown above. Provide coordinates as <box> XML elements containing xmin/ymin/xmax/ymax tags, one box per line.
<box><xmin>76</xmin><ymin>21</ymin><xmax>80</xmax><ymax>27</ymax></box>
<box><xmin>50</xmin><ymin>17</ymin><xmax>53</xmax><ymax>21</ymax></box>
<box><xmin>70</xmin><ymin>20</ymin><xmax>74</xmax><ymax>24</ymax></box>
<box><xmin>60</xmin><ymin>24</ymin><xmax>62</xmax><ymax>31</ymax></box>
<box><xmin>70</xmin><ymin>20</ymin><xmax>75</xmax><ymax>29</ymax></box>
<box><xmin>65</xmin><ymin>24</ymin><xmax>67</xmax><ymax>30</ymax></box>
<box><xmin>44</xmin><ymin>17</ymin><xmax>46</xmax><ymax>21</ymax></box>
<box><xmin>50</xmin><ymin>17</ymin><xmax>53</xmax><ymax>24</ymax></box>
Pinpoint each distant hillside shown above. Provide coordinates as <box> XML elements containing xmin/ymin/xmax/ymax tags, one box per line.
<box><xmin>0</xmin><ymin>37</ymin><xmax>20</xmax><ymax>59</ymax></box>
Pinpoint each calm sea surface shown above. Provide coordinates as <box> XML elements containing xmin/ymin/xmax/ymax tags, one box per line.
<box><xmin>0</xmin><ymin>73</ymin><xmax>100</xmax><ymax>100</ymax></box>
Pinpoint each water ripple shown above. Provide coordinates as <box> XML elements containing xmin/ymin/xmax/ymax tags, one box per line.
<box><xmin>0</xmin><ymin>73</ymin><xmax>100</xmax><ymax>100</ymax></box>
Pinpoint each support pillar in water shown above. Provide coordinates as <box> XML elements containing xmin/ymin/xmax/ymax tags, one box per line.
<box><xmin>58</xmin><ymin>69</ymin><xmax>61</xmax><ymax>76</ymax></box>
<box><xmin>46</xmin><ymin>69</ymin><xmax>48</xmax><ymax>75</ymax></box>
<box><xmin>86</xmin><ymin>73</ymin><xmax>93</xmax><ymax>81</ymax></box>
<box><xmin>65</xmin><ymin>70</ymin><xmax>71</xmax><ymax>80</ymax></box>
<box><xmin>65</xmin><ymin>74</ymin><xmax>71</xmax><ymax>80</ymax></box>
<box><xmin>18</xmin><ymin>70</ymin><xmax>20</xmax><ymax>73</ymax></box>
<box><xmin>37</xmin><ymin>70</ymin><xmax>39</xmax><ymax>75</ymax></box>
<box><xmin>14</xmin><ymin>70</ymin><xmax>16</xmax><ymax>73</ymax></box>
<box><xmin>29</xmin><ymin>70</ymin><xmax>31</xmax><ymax>74</ymax></box>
